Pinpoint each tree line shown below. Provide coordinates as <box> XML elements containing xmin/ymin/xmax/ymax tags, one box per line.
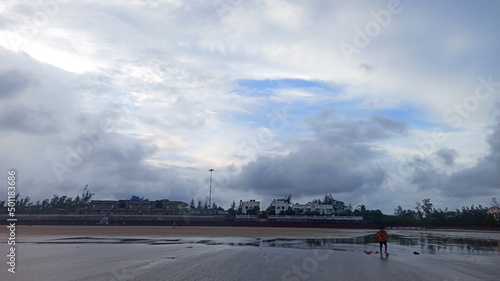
<box><xmin>2</xmin><ymin>188</ymin><xmax>499</xmax><ymax>227</ymax></box>
<box><xmin>0</xmin><ymin>186</ymin><xmax>94</xmax><ymax>214</ymax></box>
<box><xmin>387</xmin><ymin>198</ymin><xmax>500</xmax><ymax>226</ymax></box>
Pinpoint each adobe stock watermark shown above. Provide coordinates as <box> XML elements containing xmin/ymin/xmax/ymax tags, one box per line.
<box><xmin>340</xmin><ymin>0</ymin><xmax>405</xmax><ymax>64</ymax></box>
<box><xmin>281</xmin><ymin>238</ymin><xmax>336</xmax><ymax>281</ymax></box>
<box><xmin>109</xmin><ymin>267</ymin><xmax>134</xmax><ymax>281</ymax></box>
<box><xmin>6</xmin><ymin>170</ymin><xmax>17</xmax><ymax>274</ymax></box>
<box><xmin>212</xmin><ymin>0</ymin><xmax>242</xmax><ymax>20</ymax></box>
<box><xmin>391</xmin><ymin>74</ymin><xmax>500</xmax><ymax>181</ymax></box>
<box><xmin>139</xmin><ymin>0</ymin><xmax>165</xmax><ymax>9</ymax></box>
<box><xmin>4</xmin><ymin>0</ymin><xmax>71</xmax><ymax>51</ymax></box>
<box><xmin>51</xmin><ymin>102</ymin><xmax>131</xmax><ymax>182</ymax></box>
<box><xmin>109</xmin><ymin>259</ymin><xmax>168</xmax><ymax>280</ymax></box>
<box><xmin>141</xmin><ymin>59</ymin><xmax>187</xmax><ymax>94</ymax></box>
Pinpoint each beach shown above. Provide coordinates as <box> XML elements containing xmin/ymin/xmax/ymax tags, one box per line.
<box><xmin>1</xmin><ymin>226</ymin><xmax>499</xmax><ymax>281</ymax></box>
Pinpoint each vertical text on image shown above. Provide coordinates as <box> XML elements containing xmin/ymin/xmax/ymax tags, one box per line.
<box><xmin>7</xmin><ymin>170</ymin><xmax>17</xmax><ymax>274</ymax></box>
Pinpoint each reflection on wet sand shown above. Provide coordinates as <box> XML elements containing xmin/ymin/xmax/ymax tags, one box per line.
<box><xmin>31</xmin><ymin>230</ymin><xmax>500</xmax><ymax>255</ymax></box>
<box><xmin>4</xmin><ymin>228</ymin><xmax>499</xmax><ymax>281</ymax></box>
<box><xmin>382</xmin><ymin>231</ymin><xmax>500</xmax><ymax>255</ymax></box>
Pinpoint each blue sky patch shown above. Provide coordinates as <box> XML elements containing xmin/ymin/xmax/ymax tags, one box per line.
<box><xmin>237</xmin><ymin>79</ymin><xmax>337</xmax><ymax>92</ymax></box>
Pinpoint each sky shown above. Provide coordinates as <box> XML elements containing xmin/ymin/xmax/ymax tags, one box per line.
<box><xmin>0</xmin><ymin>0</ymin><xmax>499</xmax><ymax>214</ymax></box>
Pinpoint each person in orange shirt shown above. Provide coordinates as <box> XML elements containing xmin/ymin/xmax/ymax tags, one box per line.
<box><xmin>373</xmin><ymin>226</ymin><xmax>389</xmax><ymax>257</ymax></box>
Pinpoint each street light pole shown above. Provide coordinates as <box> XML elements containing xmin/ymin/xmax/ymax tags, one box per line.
<box><xmin>208</xmin><ymin>169</ymin><xmax>214</xmax><ymax>216</ymax></box>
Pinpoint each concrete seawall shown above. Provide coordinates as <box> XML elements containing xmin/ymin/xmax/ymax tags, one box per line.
<box><xmin>3</xmin><ymin>214</ymin><xmax>498</xmax><ymax>230</ymax></box>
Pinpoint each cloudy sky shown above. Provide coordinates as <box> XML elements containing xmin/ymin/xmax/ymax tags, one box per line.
<box><xmin>1</xmin><ymin>0</ymin><xmax>499</xmax><ymax>213</ymax></box>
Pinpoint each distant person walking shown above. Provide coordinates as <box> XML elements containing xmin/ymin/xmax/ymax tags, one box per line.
<box><xmin>373</xmin><ymin>226</ymin><xmax>389</xmax><ymax>257</ymax></box>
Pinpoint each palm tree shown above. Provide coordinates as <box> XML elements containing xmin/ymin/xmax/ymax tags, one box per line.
<box><xmin>356</xmin><ymin>205</ymin><xmax>367</xmax><ymax>212</ymax></box>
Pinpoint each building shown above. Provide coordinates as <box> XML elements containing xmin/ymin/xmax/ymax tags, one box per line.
<box><xmin>126</xmin><ymin>200</ymin><xmax>152</xmax><ymax>215</ymax></box>
<box><xmin>488</xmin><ymin>206</ymin><xmax>500</xmax><ymax>221</ymax></box>
<box><xmin>270</xmin><ymin>199</ymin><xmax>289</xmax><ymax>214</ymax></box>
<box><xmin>154</xmin><ymin>199</ymin><xmax>188</xmax><ymax>215</ymax></box>
<box><xmin>88</xmin><ymin>200</ymin><xmax>118</xmax><ymax>215</ymax></box>
<box><xmin>292</xmin><ymin>203</ymin><xmax>333</xmax><ymax>215</ymax></box>
<box><xmin>87</xmin><ymin>199</ymin><xmax>187</xmax><ymax>216</ymax></box>
<box><xmin>241</xmin><ymin>199</ymin><xmax>260</xmax><ymax>214</ymax></box>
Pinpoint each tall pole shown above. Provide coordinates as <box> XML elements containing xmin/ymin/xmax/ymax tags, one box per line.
<box><xmin>208</xmin><ymin>169</ymin><xmax>214</xmax><ymax>216</ymax></box>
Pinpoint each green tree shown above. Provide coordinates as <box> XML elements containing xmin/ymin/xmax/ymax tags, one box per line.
<box><xmin>394</xmin><ymin>205</ymin><xmax>404</xmax><ymax>216</ymax></box>
<box><xmin>79</xmin><ymin>186</ymin><xmax>94</xmax><ymax>207</ymax></box>
<box><xmin>492</xmin><ymin>197</ymin><xmax>499</xmax><ymax>208</ymax></box>
<box><xmin>415</xmin><ymin>201</ymin><xmax>423</xmax><ymax>219</ymax></box>
<box><xmin>285</xmin><ymin>206</ymin><xmax>295</xmax><ymax>215</ymax></box>
<box><xmin>246</xmin><ymin>206</ymin><xmax>259</xmax><ymax>216</ymax></box>
<box><xmin>228</xmin><ymin>201</ymin><xmax>237</xmax><ymax>217</ymax></box>
<box><xmin>237</xmin><ymin>200</ymin><xmax>243</xmax><ymax>215</ymax></box>
<box><xmin>312</xmin><ymin>198</ymin><xmax>322</xmax><ymax>204</ymax></box>
<box><xmin>323</xmin><ymin>194</ymin><xmax>335</xmax><ymax>205</ymax></box>
<box><xmin>356</xmin><ymin>204</ymin><xmax>367</xmax><ymax>212</ymax></box>
<box><xmin>421</xmin><ymin>199</ymin><xmax>434</xmax><ymax>218</ymax></box>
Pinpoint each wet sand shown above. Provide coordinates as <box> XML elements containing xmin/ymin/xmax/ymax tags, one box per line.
<box><xmin>11</xmin><ymin>225</ymin><xmax>370</xmax><ymax>239</ymax></box>
<box><xmin>2</xmin><ymin>226</ymin><xmax>499</xmax><ymax>281</ymax></box>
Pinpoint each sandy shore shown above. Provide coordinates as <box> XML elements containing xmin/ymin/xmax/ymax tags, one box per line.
<box><xmin>2</xmin><ymin>226</ymin><xmax>500</xmax><ymax>281</ymax></box>
<box><xmin>11</xmin><ymin>225</ymin><xmax>500</xmax><ymax>240</ymax></box>
<box><xmin>12</xmin><ymin>225</ymin><xmax>372</xmax><ymax>239</ymax></box>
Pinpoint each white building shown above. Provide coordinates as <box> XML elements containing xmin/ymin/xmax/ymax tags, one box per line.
<box><xmin>292</xmin><ymin>203</ymin><xmax>333</xmax><ymax>215</ymax></box>
<box><xmin>488</xmin><ymin>206</ymin><xmax>500</xmax><ymax>221</ymax></box>
<box><xmin>270</xmin><ymin>199</ymin><xmax>289</xmax><ymax>214</ymax></box>
<box><xmin>241</xmin><ymin>199</ymin><xmax>260</xmax><ymax>214</ymax></box>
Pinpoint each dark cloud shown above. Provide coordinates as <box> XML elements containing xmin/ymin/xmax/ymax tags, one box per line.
<box><xmin>230</xmin><ymin>146</ymin><xmax>386</xmax><ymax>198</ymax></box>
<box><xmin>310</xmin><ymin>110</ymin><xmax>408</xmax><ymax>145</ymax></box>
<box><xmin>0</xmin><ymin>69</ymin><xmax>34</xmax><ymax>99</ymax></box>
<box><xmin>435</xmin><ymin>148</ymin><xmax>458</xmax><ymax>166</ymax></box>
<box><xmin>409</xmin><ymin>158</ymin><xmax>445</xmax><ymax>191</ymax></box>
<box><xmin>0</xmin><ymin>49</ymin><xmax>196</xmax><ymax>203</ymax></box>
<box><xmin>228</xmin><ymin>110</ymin><xmax>401</xmax><ymax>199</ymax></box>
<box><xmin>0</xmin><ymin>104</ymin><xmax>59</xmax><ymax>134</ymax></box>
<box><xmin>50</xmin><ymin>134</ymin><xmax>199</xmax><ymax>201</ymax></box>
<box><xmin>411</xmin><ymin>119</ymin><xmax>500</xmax><ymax>197</ymax></box>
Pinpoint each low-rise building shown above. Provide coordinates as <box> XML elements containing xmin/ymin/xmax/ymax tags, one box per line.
<box><xmin>127</xmin><ymin>200</ymin><xmax>152</xmax><ymax>215</ymax></box>
<box><xmin>89</xmin><ymin>200</ymin><xmax>118</xmax><ymax>215</ymax></box>
<box><xmin>292</xmin><ymin>203</ymin><xmax>333</xmax><ymax>215</ymax></box>
<box><xmin>154</xmin><ymin>199</ymin><xmax>188</xmax><ymax>215</ymax></box>
<box><xmin>270</xmin><ymin>199</ymin><xmax>289</xmax><ymax>214</ymax></box>
<box><xmin>241</xmin><ymin>199</ymin><xmax>260</xmax><ymax>214</ymax></box>
<box><xmin>88</xmin><ymin>199</ymin><xmax>188</xmax><ymax>216</ymax></box>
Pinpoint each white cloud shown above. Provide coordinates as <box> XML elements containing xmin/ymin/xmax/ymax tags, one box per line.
<box><xmin>0</xmin><ymin>0</ymin><xmax>499</xmax><ymax>213</ymax></box>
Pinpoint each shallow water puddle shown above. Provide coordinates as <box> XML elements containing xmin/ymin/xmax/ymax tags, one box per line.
<box><xmin>28</xmin><ymin>231</ymin><xmax>500</xmax><ymax>256</ymax></box>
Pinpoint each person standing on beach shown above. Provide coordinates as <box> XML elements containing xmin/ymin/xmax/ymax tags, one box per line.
<box><xmin>373</xmin><ymin>226</ymin><xmax>388</xmax><ymax>257</ymax></box>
